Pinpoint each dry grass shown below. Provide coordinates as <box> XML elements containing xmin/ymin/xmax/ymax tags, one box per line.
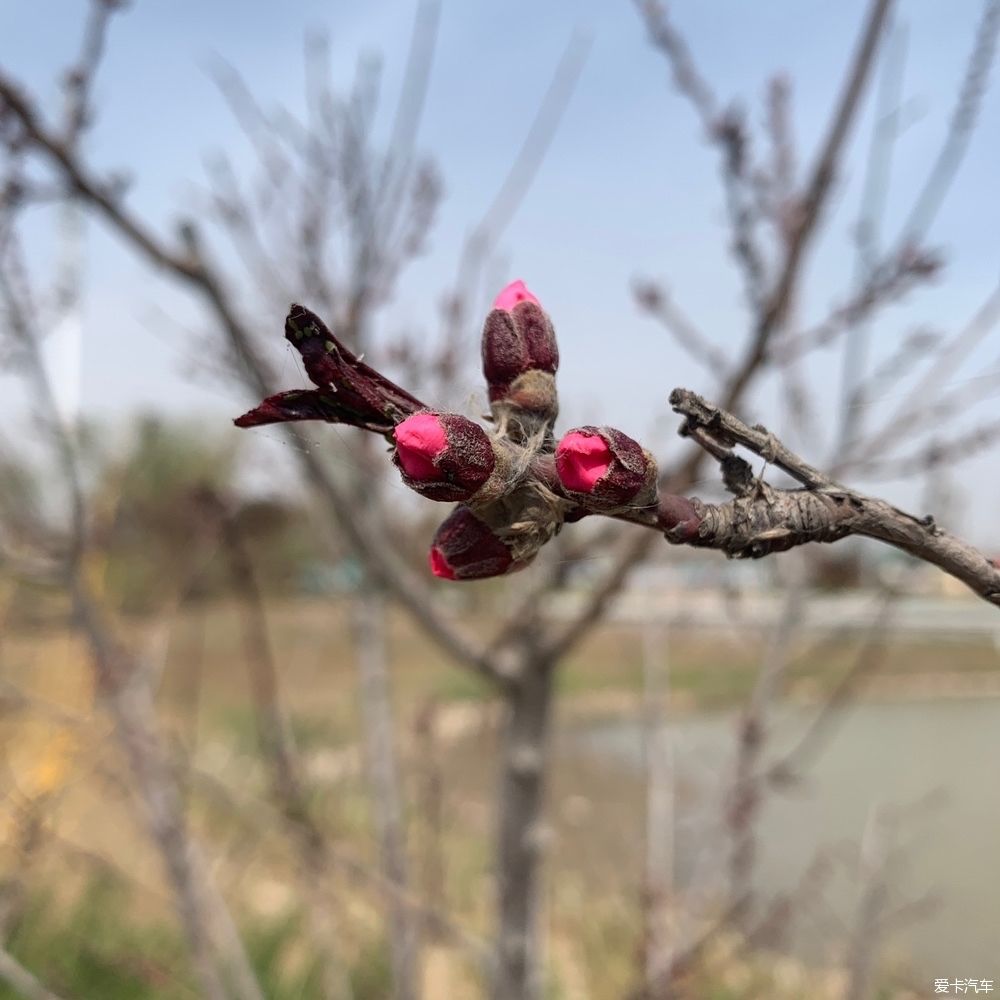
<box><xmin>0</xmin><ymin>596</ymin><xmax>984</xmax><ymax>997</ymax></box>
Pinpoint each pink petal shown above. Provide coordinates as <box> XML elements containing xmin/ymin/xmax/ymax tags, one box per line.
<box><xmin>493</xmin><ymin>279</ymin><xmax>540</xmax><ymax>312</ymax></box>
<box><xmin>429</xmin><ymin>546</ymin><xmax>456</xmax><ymax>579</ymax></box>
<box><xmin>556</xmin><ymin>431</ymin><xmax>613</xmax><ymax>492</ymax></box>
<box><xmin>394</xmin><ymin>412</ymin><xmax>448</xmax><ymax>480</ymax></box>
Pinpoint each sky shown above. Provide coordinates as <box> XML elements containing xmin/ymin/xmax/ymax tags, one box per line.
<box><xmin>2</xmin><ymin>0</ymin><xmax>1000</xmax><ymax>542</ymax></box>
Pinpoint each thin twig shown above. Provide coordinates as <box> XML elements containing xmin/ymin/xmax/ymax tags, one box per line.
<box><xmin>849</xmin><ymin>281</ymin><xmax>1000</xmax><ymax>464</ymax></box>
<box><xmin>189</xmin><ymin>764</ymin><xmax>493</xmax><ymax>971</ymax></box>
<box><xmin>836</xmin><ymin>16</ymin><xmax>909</xmax><ymax>451</ymax></box>
<box><xmin>779</xmin><ymin>245</ymin><xmax>940</xmax><ymax>364</ymax></box>
<box><xmin>199</xmin><ymin>487</ymin><xmax>355</xmax><ymax>1000</ymax></box>
<box><xmin>0</xmin><ymin>177</ymin><xmax>261</xmax><ymax>1000</ymax></box>
<box><xmin>852</xmin><ymin>415</ymin><xmax>1000</xmax><ymax>481</ymax></box>
<box><xmin>721</xmin><ymin>0</ymin><xmax>895</xmax><ymax>410</ymax></box>
<box><xmin>541</xmin><ymin>0</ymin><xmax>896</xmax><ymax>669</ymax></box>
<box><xmin>0</xmin><ymin>70</ymin><xmax>507</xmax><ymax>688</ymax></box>
<box><xmin>637</xmin><ymin>1</ymin><xmax>768</xmax><ymax>307</ymax></box>
<box><xmin>766</xmin><ymin>591</ymin><xmax>895</xmax><ymax>787</ymax></box>
<box><xmin>900</xmin><ymin>0</ymin><xmax>1000</xmax><ymax>241</ymax></box>
<box><xmin>633</xmin><ymin>279</ymin><xmax>730</xmax><ymax>373</ymax></box>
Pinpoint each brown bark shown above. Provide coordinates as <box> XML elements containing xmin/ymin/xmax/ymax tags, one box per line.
<box><xmin>353</xmin><ymin>592</ymin><xmax>420</xmax><ymax>1000</ymax></box>
<box><xmin>492</xmin><ymin>643</ymin><xmax>556</xmax><ymax>1000</ymax></box>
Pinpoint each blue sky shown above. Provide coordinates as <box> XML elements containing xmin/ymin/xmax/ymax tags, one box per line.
<box><xmin>3</xmin><ymin>1</ymin><xmax>1000</xmax><ymax>540</ymax></box>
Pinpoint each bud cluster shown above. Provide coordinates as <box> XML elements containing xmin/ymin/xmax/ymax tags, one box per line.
<box><xmin>236</xmin><ymin>280</ymin><xmax>676</xmax><ymax>583</ymax></box>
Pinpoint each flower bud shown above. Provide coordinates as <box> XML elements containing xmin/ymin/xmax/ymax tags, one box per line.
<box><xmin>393</xmin><ymin>411</ymin><xmax>510</xmax><ymax>503</ymax></box>
<box><xmin>493</xmin><ymin>278</ymin><xmax>540</xmax><ymax>312</ymax></box>
<box><xmin>658</xmin><ymin>494</ymin><xmax>702</xmax><ymax>543</ymax></box>
<box><xmin>482</xmin><ymin>280</ymin><xmax>559</xmax><ymax>438</ymax></box>
<box><xmin>555</xmin><ymin>426</ymin><xmax>658</xmax><ymax>512</ymax></box>
<box><xmin>429</xmin><ymin>506</ymin><xmax>520</xmax><ymax>581</ymax></box>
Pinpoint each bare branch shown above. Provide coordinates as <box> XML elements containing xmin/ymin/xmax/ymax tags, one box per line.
<box><xmin>849</xmin><ymin>281</ymin><xmax>1000</xmax><ymax>463</ymax></box>
<box><xmin>62</xmin><ymin>0</ymin><xmax>122</xmax><ymax>147</ymax></box>
<box><xmin>901</xmin><ymin>0</ymin><xmax>1000</xmax><ymax>240</ymax></box>
<box><xmin>352</xmin><ymin>592</ymin><xmax>420</xmax><ymax>1000</ymax></box>
<box><xmin>636</xmin><ymin>0</ymin><xmax>718</xmax><ymax>131</ymax></box>
<box><xmin>374</xmin><ymin>1</ymin><xmax>441</xmax><ymax>238</ymax></box>
<box><xmin>637</xmin><ymin>1</ymin><xmax>768</xmax><ymax>306</ymax></box>
<box><xmin>0</xmin><ymin>70</ymin><xmax>508</xmax><ymax>688</ymax></box>
<box><xmin>666</xmin><ymin>388</ymin><xmax>1000</xmax><ymax>606</ymax></box>
<box><xmin>72</xmin><ymin>585</ymin><xmax>264</xmax><ymax>1000</ymax></box>
<box><xmin>633</xmin><ymin>278</ymin><xmax>730</xmax><ymax>373</ymax></box>
<box><xmin>727</xmin><ymin>571</ymin><xmax>805</xmax><ymax>927</ymax></box>
<box><xmin>721</xmin><ymin>0</ymin><xmax>895</xmax><ymax>409</ymax></box>
<box><xmin>190</xmin><ymin>764</ymin><xmax>493</xmax><ymax>972</ymax></box>
<box><xmin>544</xmin><ymin>0</ymin><xmax>896</xmax><ymax>668</ymax></box>
<box><xmin>847</xmin><ymin>325</ymin><xmax>940</xmax><ymax>410</ymax></box>
<box><xmin>761</xmin><ymin>74</ymin><xmax>796</xmax><ymax>239</ymax></box>
<box><xmin>448</xmin><ymin>27</ymin><xmax>590</xmax><ymax>322</ymax></box>
<box><xmin>836</xmin><ymin>17</ymin><xmax>909</xmax><ymax>450</ymax></box>
<box><xmin>778</xmin><ymin>244</ymin><xmax>941</xmax><ymax>364</ymax></box>
<box><xmin>197</xmin><ymin>488</ymin><xmax>355</xmax><ymax>1000</ymax></box>
<box><xmin>0</xmin><ymin>169</ymin><xmax>261</xmax><ymax>1000</ymax></box>
<box><xmin>626</xmin><ymin>895</ymin><xmax>748</xmax><ymax>1000</ymax></box>
<box><xmin>852</xmin><ymin>416</ymin><xmax>1000</xmax><ymax>481</ymax></box>
<box><xmin>766</xmin><ymin>592</ymin><xmax>895</xmax><ymax>787</ymax></box>
<box><xmin>536</xmin><ymin>528</ymin><xmax>653</xmax><ymax>665</ymax></box>
<box><xmin>492</xmin><ymin>638</ymin><xmax>556</xmax><ymax>1000</ymax></box>
<box><xmin>844</xmin><ymin>805</ymin><xmax>892</xmax><ymax>1000</ymax></box>
<box><xmin>638</xmin><ymin>609</ymin><xmax>673</xmax><ymax>992</ymax></box>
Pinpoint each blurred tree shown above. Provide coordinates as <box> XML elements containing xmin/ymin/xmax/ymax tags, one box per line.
<box><xmin>91</xmin><ymin>416</ymin><xmax>318</xmax><ymax>611</ymax></box>
<box><xmin>2</xmin><ymin>2</ymin><xmax>1000</xmax><ymax>999</ymax></box>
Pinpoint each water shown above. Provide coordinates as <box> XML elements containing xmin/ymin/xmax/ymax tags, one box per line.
<box><xmin>576</xmin><ymin>698</ymin><xmax>1000</xmax><ymax>977</ymax></box>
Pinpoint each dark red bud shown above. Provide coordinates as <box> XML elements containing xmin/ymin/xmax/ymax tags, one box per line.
<box><xmin>555</xmin><ymin>426</ymin><xmax>657</xmax><ymax>511</ymax></box>
<box><xmin>429</xmin><ymin>506</ymin><xmax>520</xmax><ymax>581</ymax></box>
<box><xmin>482</xmin><ymin>280</ymin><xmax>558</xmax><ymax>403</ymax></box>
<box><xmin>393</xmin><ymin>412</ymin><xmax>498</xmax><ymax>502</ymax></box>
<box><xmin>658</xmin><ymin>494</ymin><xmax>702</xmax><ymax>542</ymax></box>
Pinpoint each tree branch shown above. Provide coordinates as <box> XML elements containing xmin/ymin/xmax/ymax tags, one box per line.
<box><xmin>721</xmin><ymin>0</ymin><xmax>895</xmax><ymax>410</ymax></box>
<box><xmin>537</xmin><ymin>0</ymin><xmax>896</xmax><ymax>668</ymax></box>
<box><xmin>663</xmin><ymin>388</ymin><xmax>1000</xmax><ymax>606</ymax></box>
<box><xmin>0</xmin><ymin>68</ymin><xmax>508</xmax><ymax>689</ymax></box>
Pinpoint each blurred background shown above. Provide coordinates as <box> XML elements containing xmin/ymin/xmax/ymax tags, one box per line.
<box><xmin>1</xmin><ymin>1</ymin><xmax>999</xmax><ymax>997</ymax></box>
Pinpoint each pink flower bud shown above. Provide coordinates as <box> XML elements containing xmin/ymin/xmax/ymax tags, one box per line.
<box><xmin>555</xmin><ymin>432</ymin><xmax>613</xmax><ymax>492</ymax></box>
<box><xmin>555</xmin><ymin>426</ymin><xmax>657</xmax><ymax>512</ymax></box>
<box><xmin>394</xmin><ymin>412</ymin><xmax>448</xmax><ymax>480</ymax></box>
<box><xmin>493</xmin><ymin>279</ymin><xmax>540</xmax><ymax>312</ymax></box>
<box><xmin>429</xmin><ymin>506</ymin><xmax>519</xmax><ymax>581</ymax></box>
<box><xmin>482</xmin><ymin>282</ymin><xmax>559</xmax><ymax>425</ymax></box>
<box><xmin>393</xmin><ymin>412</ymin><xmax>500</xmax><ymax>502</ymax></box>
